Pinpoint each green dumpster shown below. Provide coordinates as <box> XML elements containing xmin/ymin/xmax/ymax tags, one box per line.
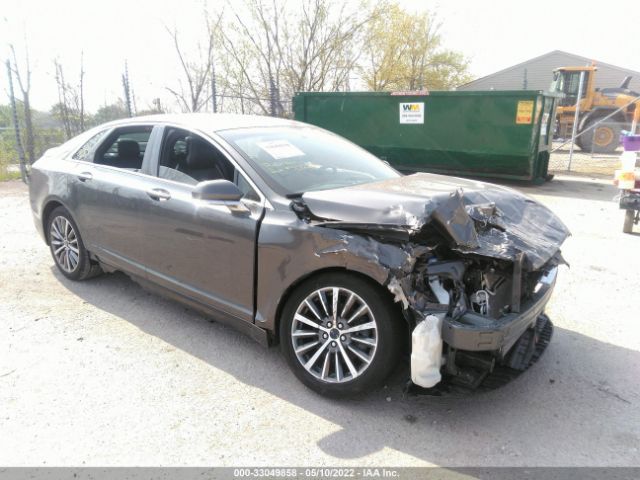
<box><xmin>292</xmin><ymin>90</ymin><xmax>559</xmax><ymax>183</ymax></box>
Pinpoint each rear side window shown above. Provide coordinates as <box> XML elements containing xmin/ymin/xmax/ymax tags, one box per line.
<box><xmin>72</xmin><ymin>130</ymin><xmax>109</xmax><ymax>162</ymax></box>
<box><xmin>95</xmin><ymin>127</ymin><xmax>152</xmax><ymax>170</ymax></box>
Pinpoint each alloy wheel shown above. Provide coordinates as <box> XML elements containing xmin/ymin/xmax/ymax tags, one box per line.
<box><xmin>50</xmin><ymin>216</ymin><xmax>80</xmax><ymax>273</ymax></box>
<box><xmin>291</xmin><ymin>287</ymin><xmax>378</xmax><ymax>383</ymax></box>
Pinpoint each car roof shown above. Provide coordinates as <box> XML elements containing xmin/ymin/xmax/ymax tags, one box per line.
<box><xmin>99</xmin><ymin>113</ymin><xmax>300</xmax><ymax>132</ymax></box>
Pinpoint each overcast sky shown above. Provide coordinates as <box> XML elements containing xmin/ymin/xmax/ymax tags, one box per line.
<box><xmin>2</xmin><ymin>0</ymin><xmax>640</xmax><ymax>112</ymax></box>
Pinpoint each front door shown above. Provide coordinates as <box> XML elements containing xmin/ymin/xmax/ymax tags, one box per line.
<box><xmin>137</xmin><ymin>127</ymin><xmax>264</xmax><ymax>323</ymax></box>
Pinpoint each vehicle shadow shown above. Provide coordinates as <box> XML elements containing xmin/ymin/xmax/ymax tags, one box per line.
<box><xmin>54</xmin><ymin>268</ymin><xmax>640</xmax><ymax>465</ymax></box>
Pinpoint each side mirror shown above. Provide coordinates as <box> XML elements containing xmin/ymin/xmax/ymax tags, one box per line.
<box><xmin>192</xmin><ymin>179</ymin><xmax>243</xmax><ymax>202</ymax></box>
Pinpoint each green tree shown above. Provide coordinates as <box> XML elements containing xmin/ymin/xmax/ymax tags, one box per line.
<box><xmin>1</xmin><ymin>105</ymin><xmax>64</xmax><ymax>177</ymax></box>
<box><xmin>360</xmin><ymin>3</ymin><xmax>472</xmax><ymax>91</ymax></box>
<box><xmin>91</xmin><ymin>101</ymin><xmax>129</xmax><ymax>125</ymax></box>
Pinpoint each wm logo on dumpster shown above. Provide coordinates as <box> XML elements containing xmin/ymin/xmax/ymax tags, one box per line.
<box><xmin>399</xmin><ymin>102</ymin><xmax>424</xmax><ymax>124</ymax></box>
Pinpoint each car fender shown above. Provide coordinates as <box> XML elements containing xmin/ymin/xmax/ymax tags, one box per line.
<box><xmin>254</xmin><ymin>210</ymin><xmax>397</xmax><ymax>332</ymax></box>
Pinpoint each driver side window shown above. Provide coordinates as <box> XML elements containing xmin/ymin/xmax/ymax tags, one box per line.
<box><xmin>158</xmin><ymin>128</ymin><xmax>259</xmax><ymax>200</ymax></box>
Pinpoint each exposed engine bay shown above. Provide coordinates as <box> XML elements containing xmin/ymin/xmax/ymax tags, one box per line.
<box><xmin>295</xmin><ymin>173</ymin><xmax>571</xmax><ymax>391</ymax></box>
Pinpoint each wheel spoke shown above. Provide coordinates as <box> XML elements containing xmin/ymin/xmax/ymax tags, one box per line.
<box><xmin>338</xmin><ymin>342</ymin><xmax>358</xmax><ymax>378</ymax></box>
<box><xmin>340</xmin><ymin>293</ymin><xmax>355</xmax><ymax>317</ymax></box>
<box><xmin>68</xmin><ymin>249</ymin><xmax>79</xmax><ymax>267</ymax></box>
<box><xmin>351</xmin><ymin>336</ymin><xmax>376</xmax><ymax>347</ymax></box>
<box><xmin>347</xmin><ymin>344</ymin><xmax>372</xmax><ymax>364</ymax></box>
<box><xmin>317</xmin><ymin>290</ymin><xmax>329</xmax><ymax>316</ymax></box>
<box><xmin>55</xmin><ymin>250</ymin><xmax>65</xmax><ymax>264</ymax></box>
<box><xmin>321</xmin><ymin>350</ymin><xmax>331</xmax><ymax>379</ymax></box>
<box><xmin>294</xmin><ymin>313</ymin><xmax>327</xmax><ymax>332</ymax></box>
<box><xmin>331</xmin><ymin>288</ymin><xmax>339</xmax><ymax>321</ymax></box>
<box><xmin>54</xmin><ymin>245</ymin><xmax>66</xmax><ymax>255</ymax></box>
<box><xmin>334</xmin><ymin>351</ymin><xmax>342</xmax><ymax>381</ymax></box>
<box><xmin>347</xmin><ymin>304</ymin><xmax>368</xmax><ymax>324</ymax></box>
<box><xmin>343</xmin><ymin>321</ymin><xmax>376</xmax><ymax>334</ymax></box>
<box><xmin>295</xmin><ymin>340</ymin><xmax>320</xmax><ymax>355</ymax></box>
<box><xmin>292</xmin><ymin>330</ymin><xmax>318</xmax><ymax>338</ymax></box>
<box><xmin>304</xmin><ymin>299</ymin><xmax>323</xmax><ymax>321</ymax></box>
<box><xmin>304</xmin><ymin>340</ymin><xmax>330</xmax><ymax>370</ymax></box>
<box><xmin>51</xmin><ymin>221</ymin><xmax>63</xmax><ymax>241</ymax></box>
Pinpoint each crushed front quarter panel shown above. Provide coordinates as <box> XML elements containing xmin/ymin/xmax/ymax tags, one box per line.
<box><xmin>302</xmin><ymin>172</ymin><xmax>570</xmax><ymax>271</ymax></box>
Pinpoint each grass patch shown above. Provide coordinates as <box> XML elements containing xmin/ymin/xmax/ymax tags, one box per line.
<box><xmin>0</xmin><ymin>165</ymin><xmax>23</xmax><ymax>182</ymax></box>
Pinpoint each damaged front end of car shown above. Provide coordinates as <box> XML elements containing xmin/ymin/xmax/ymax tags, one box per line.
<box><xmin>296</xmin><ymin>173</ymin><xmax>570</xmax><ymax>392</ymax></box>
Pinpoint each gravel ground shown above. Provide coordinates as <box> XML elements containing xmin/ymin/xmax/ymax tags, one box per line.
<box><xmin>549</xmin><ymin>148</ymin><xmax>622</xmax><ymax>177</ymax></box>
<box><xmin>1</xmin><ymin>176</ymin><xmax>639</xmax><ymax>467</ymax></box>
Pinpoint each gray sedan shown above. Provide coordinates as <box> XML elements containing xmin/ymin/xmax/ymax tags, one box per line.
<box><xmin>28</xmin><ymin>114</ymin><xmax>569</xmax><ymax>397</ymax></box>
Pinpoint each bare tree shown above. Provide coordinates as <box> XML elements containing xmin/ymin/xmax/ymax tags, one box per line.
<box><xmin>217</xmin><ymin>0</ymin><xmax>374</xmax><ymax>116</ymax></box>
<box><xmin>53</xmin><ymin>57</ymin><xmax>86</xmax><ymax>139</ymax></box>
<box><xmin>217</xmin><ymin>0</ymin><xmax>288</xmax><ymax>115</ymax></box>
<box><xmin>54</xmin><ymin>59</ymin><xmax>71</xmax><ymax>139</ymax></box>
<box><xmin>165</xmin><ymin>12</ymin><xmax>222</xmax><ymax>112</ymax></box>
<box><xmin>5</xmin><ymin>59</ymin><xmax>28</xmax><ymax>182</ymax></box>
<box><xmin>10</xmin><ymin>42</ymin><xmax>35</xmax><ymax>164</ymax></box>
<box><xmin>79</xmin><ymin>51</ymin><xmax>85</xmax><ymax>131</ymax></box>
<box><xmin>282</xmin><ymin>0</ymin><xmax>374</xmax><ymax>92</ymax></box>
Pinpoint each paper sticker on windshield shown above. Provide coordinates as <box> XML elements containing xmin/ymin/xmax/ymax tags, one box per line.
<box><xmin>257</xmin><ymin>140</ymin><xmax>305</xmax><ymax>159</ymax></box>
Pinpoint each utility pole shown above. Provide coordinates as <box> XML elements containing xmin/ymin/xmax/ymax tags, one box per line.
<box><xmin>567</xmin><ymin>71</ymin><xmax>585</xmax><ymax>171</ymax></box>
<box><xmin>6</xmin><ymin>59</ymin><xmax>28</xmax><ymax>183</ymax></box>
<box><xmin>122</xmin><ymin>61</ymin><xmax>133</xmax><ymax>117</ymax></box>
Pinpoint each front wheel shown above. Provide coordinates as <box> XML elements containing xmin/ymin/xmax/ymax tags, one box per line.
<box><xmin>47</xmin><ymin>206</ymin><xmax>102</xmax><ymax>281</ymax></box>
<box><xmin>577</xmin><ymin>118</ymin><xmax>621</xmax><ymax>154</ymax></box>
<box><xmin>280</xmin><ymin>272</ymin><xmax>404</xmax><ymax>397</ymax></box>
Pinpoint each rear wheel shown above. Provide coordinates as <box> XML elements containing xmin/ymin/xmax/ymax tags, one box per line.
<box><xmin>280</xmin><ymin>272</ymin><xmax>404</xmax><ymax>397</ymax></box>
<box><xmin>47</xmin><ymin>206</ymin><xmax>102</xmax><ymax>281</ymax></box>
<box><xmin>623</xmin><ymin>209</ymin><xmax>635</xmax><ymax>234</ymax></box>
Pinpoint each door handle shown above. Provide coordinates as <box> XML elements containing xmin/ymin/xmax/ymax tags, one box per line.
<box><xmin>147</xmin><ymin>188</ymin><xmax>171</xmax><ymax>201</ymax></box>
<box><xmin>78</xmin><ymin>172</ymin><xmax>93</xmax><ymax>182</ymax></box>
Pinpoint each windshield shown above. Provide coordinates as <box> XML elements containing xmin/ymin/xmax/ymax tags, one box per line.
<box><xmin>219</xmin><ymin>126</ymin><xmax>400</xmax><ymax>195</ymax></box>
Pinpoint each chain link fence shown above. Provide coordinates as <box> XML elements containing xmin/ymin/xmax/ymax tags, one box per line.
<box><xmin>549</xmin><ymin>118</ymin><xmax>627</xmax><ymax>177</ymax></box>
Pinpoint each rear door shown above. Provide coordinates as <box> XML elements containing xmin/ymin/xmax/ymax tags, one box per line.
<box><xmin>69</xmin><ymin>125</ymin><xmax>163</xmax><ymax>276</ymax></box>
<box><xmin>136</xmin><ymin>126</ymin><xmax>265</xmax><ymax>323</ymax></box>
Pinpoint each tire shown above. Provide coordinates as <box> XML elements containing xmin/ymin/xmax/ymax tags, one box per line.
<box><xmin>623</xmin><ymin>209</ymin><xmax>635</xmax><ymax>234</ymax></box>
<box><xmin>46</xmin><ymin>206</ymin><xmax>102</xmax><ymax>281</ymax></box>
<box><xmin>279</xmin><ymin>272</ymin><xmax>404</xmax><ymax>398</ymax></box>
<box><xmin>577</xmin><ymin>117</ymin><xmax>622</xmax><ymax>154</ymax></box>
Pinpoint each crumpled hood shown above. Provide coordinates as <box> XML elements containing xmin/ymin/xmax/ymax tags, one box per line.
<box><xmin>302</xmin><ymin>173</ymin><xmax>570</xmax><ymax>270</ymax></box>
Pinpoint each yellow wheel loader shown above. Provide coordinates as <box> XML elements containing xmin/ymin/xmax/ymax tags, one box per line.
<box><xmin>551</xmin><ymin>66</ymin><xmax>640</xmax><ymax>153</ymax></box>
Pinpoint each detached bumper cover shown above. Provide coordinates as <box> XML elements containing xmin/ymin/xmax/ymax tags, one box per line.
<box><xmin>441</xmin><ymin>267</ymin><xmax>558</xmax><ymax>354</ymax></box>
